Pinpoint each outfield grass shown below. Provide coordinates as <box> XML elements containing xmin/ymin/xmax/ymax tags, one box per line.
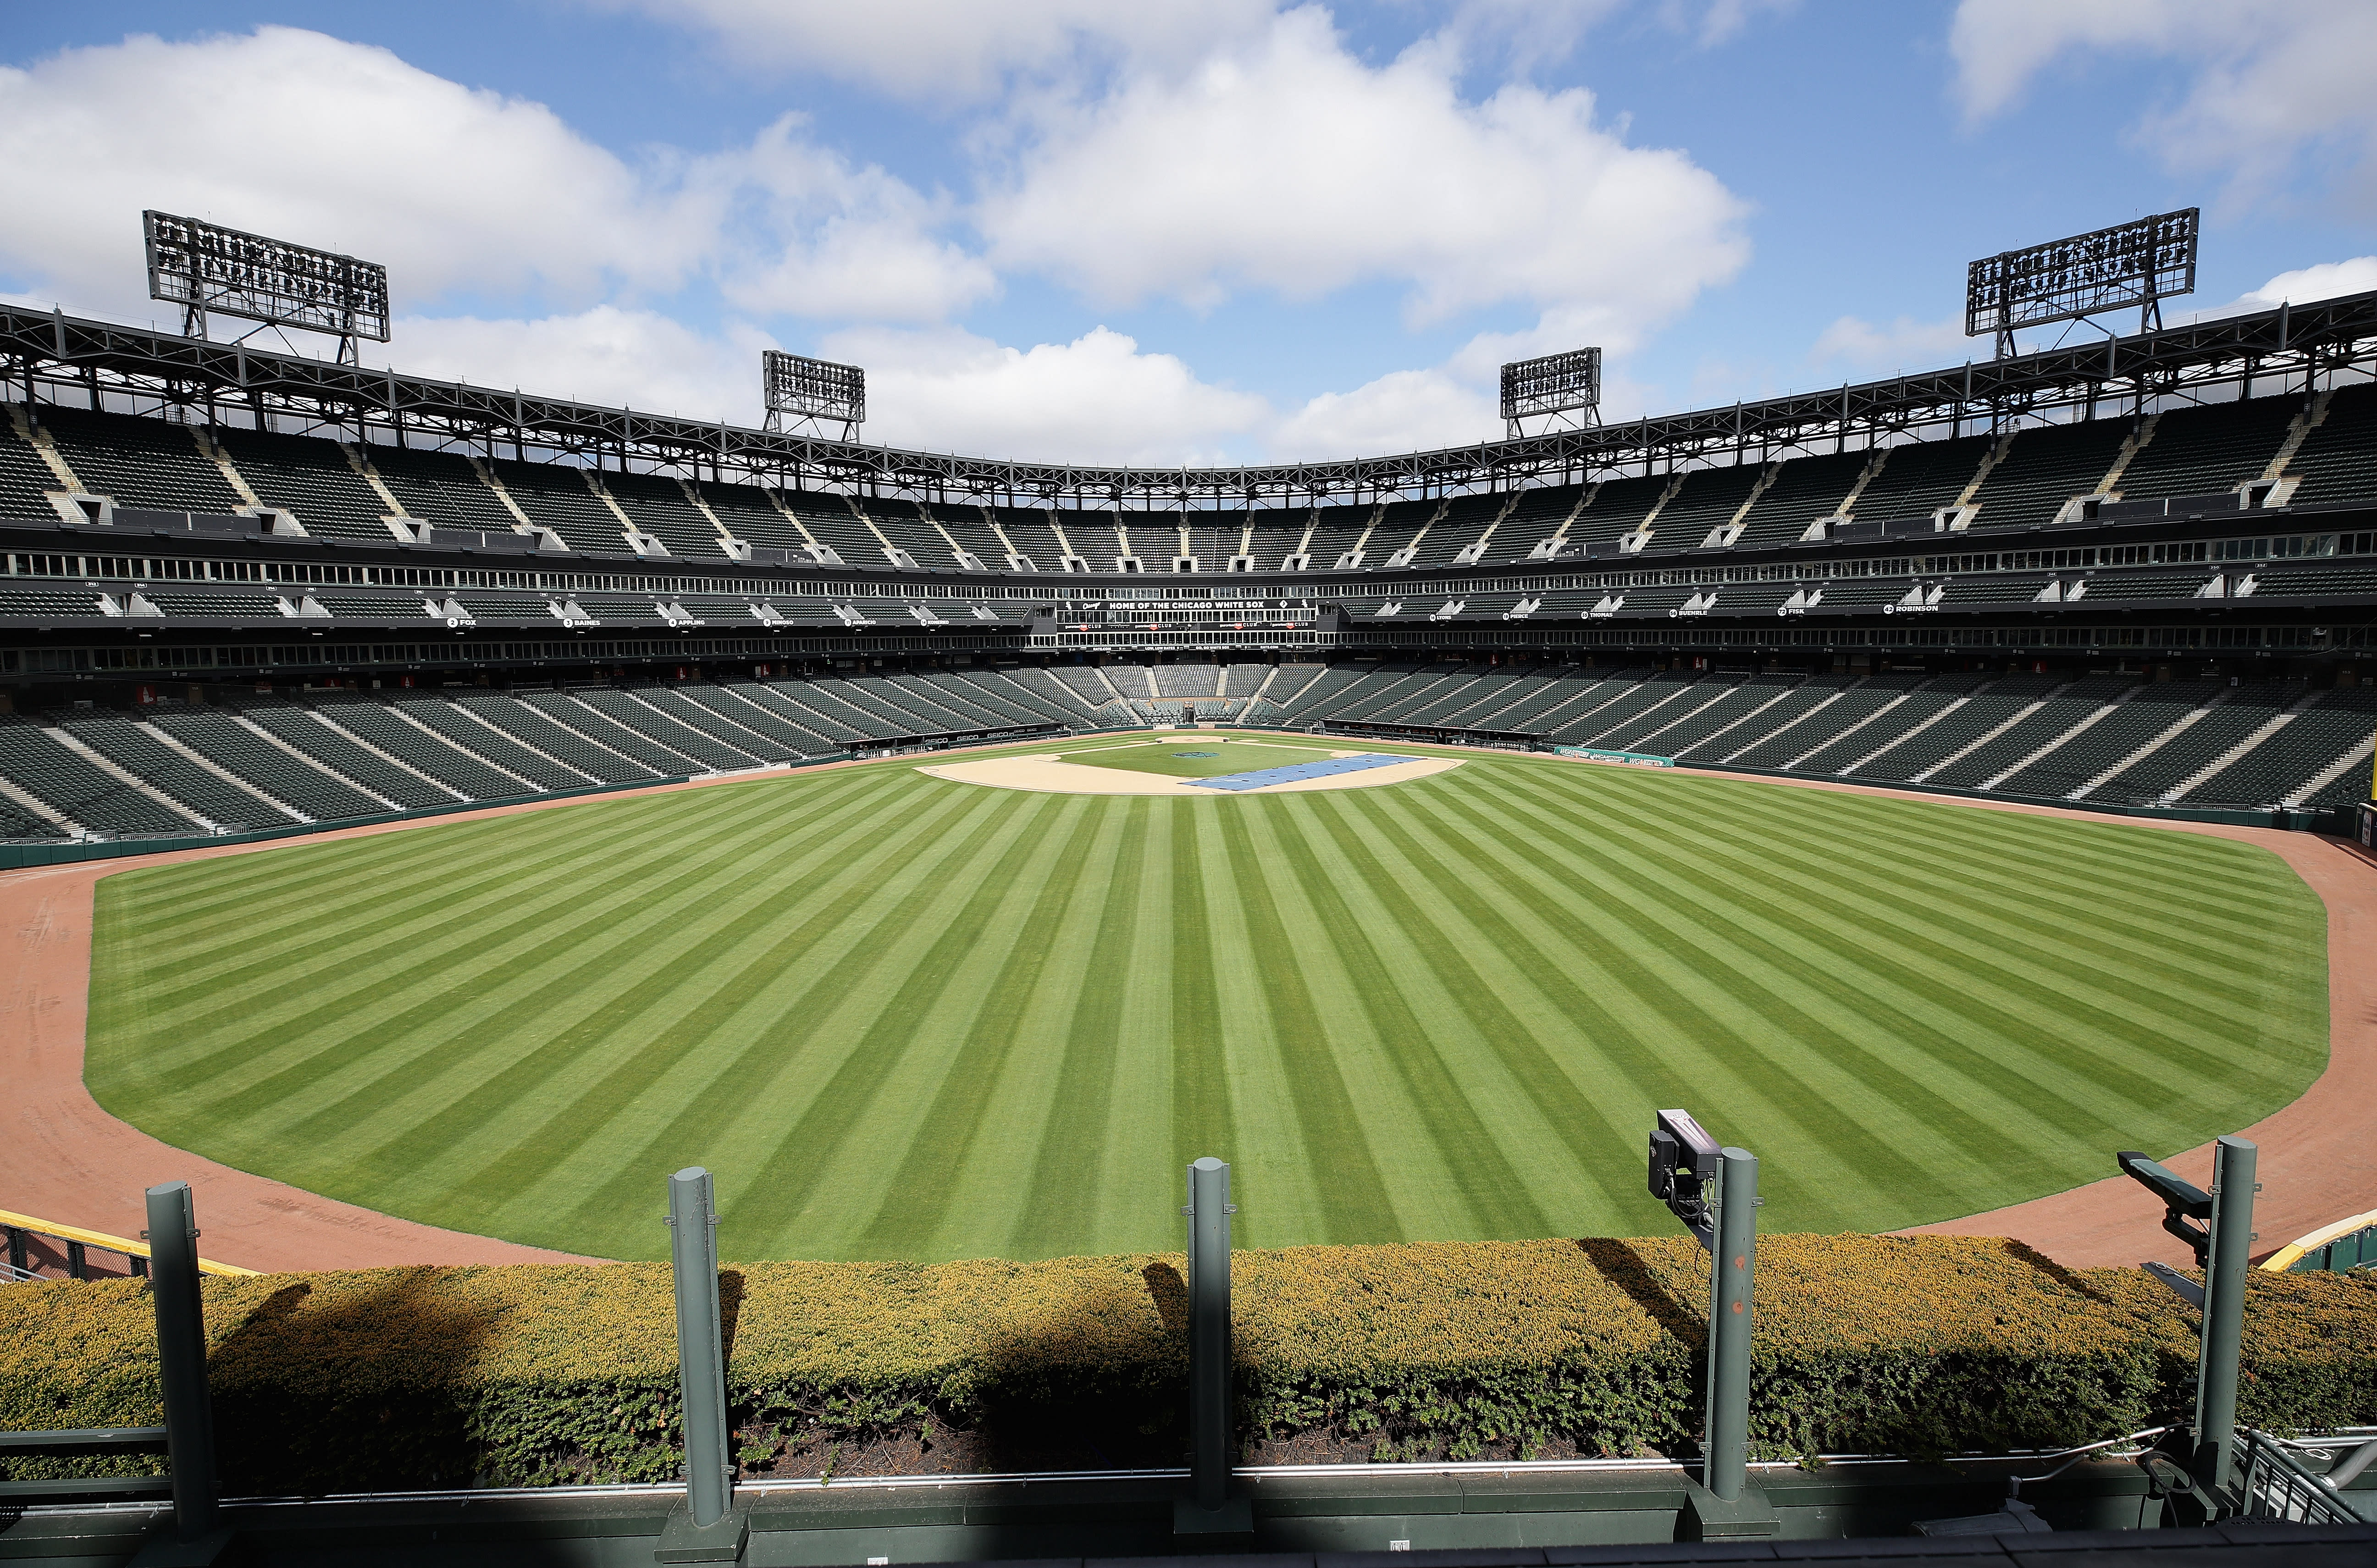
<box><xmin>84</xmin><ymin>743</ymin><xmax>2328</xmax><ymax>1264</ymax></box>
<box><xmin>1066</xmin><ymin>739</ymin><xmax>1334</xmax><ymax>778</ymax></box>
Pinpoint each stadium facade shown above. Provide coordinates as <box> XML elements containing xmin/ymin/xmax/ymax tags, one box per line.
<box><xmin>1</xmin><ymin>291</ymin><xmax>2374</xmax><ymax>849</ymax></box>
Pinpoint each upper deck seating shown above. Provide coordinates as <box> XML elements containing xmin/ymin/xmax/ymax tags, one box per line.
<box><xmin>2115</xmin><ymin>397</ymin><xmax>2300</xmax><ymax>500</ymax></box>
<box><xmin>1846</xmin><ymin>435</ymin><xmax>1994</xmax><ymax>525</ymax></box>
<box><xmin>34</xmin><ymin>406</ymin><xmax>244</xmax><ymax>514</ymax></box>
<box><xmin>365</xmin><ymin>445</ymin><xmax>525</xmax><ymax>536</ymax></box>
<box><xmin>1966</xmin><ymin>420</ymin><xmax>2131</xmax><ymax>531</ymax></box>
<box><xmin>215</xmin><ymin>428</ymin><xmax>392</xmax><ymax>541</ymax></box>
<box><xmin>2285</xmin><ymin>384</ymin><xmax>2377</xmax><ymax>506</ymax></box>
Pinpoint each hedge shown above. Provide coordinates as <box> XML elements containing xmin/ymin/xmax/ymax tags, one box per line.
<box><xmin>3</xmin><ymin>1233</ymin><xmax>2371</xmax><ymax>1493</ymax></box>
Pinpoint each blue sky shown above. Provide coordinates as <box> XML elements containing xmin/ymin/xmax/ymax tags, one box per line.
<box><xmin>3</xmin><ymin>1</ymin><xmax>2373</xmax><ymax>464</ymax></box>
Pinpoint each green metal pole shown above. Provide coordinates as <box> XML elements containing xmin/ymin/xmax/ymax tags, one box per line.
<box><xmin>668</xmin><ymin>1167</ymin><xmax>731</xmax><ymax>1529</ymax></box>
<box><xmin>2195</xmin><ymin>1135</ymin><xmax>2256</xmax><ymax>1497</ymax></box>
<box><xmin>1704</xmin><ymin>1148</ymin><xmax>1758</xmax><ymax>1504</ymax></box>
<box><xmin>144</xmin><ymin>1181</ymin><xmax>217</xmax><ymax>1540</ymax></box>
<box><xmin>1187</xmin><ymin>1157</ymin><xmax>1233</xmax><ymax>1513</ymax></box>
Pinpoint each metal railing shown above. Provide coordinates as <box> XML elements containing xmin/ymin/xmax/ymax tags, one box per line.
<box><xmin>0</xmin><ymin>1206</ymin><xmax>256</xmax><ymax>1281</ymax></box>
<box><xmin>0</xmin><ymin>1427</ymin><xmax>171</xmax><ymax>1502</ymax></box>
<box><xmin>2238</xmin><ymin>1430</ymin><xmax>2366</xmax><ymax>1526</ymax></box>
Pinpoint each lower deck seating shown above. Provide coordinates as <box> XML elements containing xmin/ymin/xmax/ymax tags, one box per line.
<box><xmin>147</xmin><ymin>707</ymin><xmax>389</xmax><ymax>819</ymax></box>
<box><xmin>2084</xmin><ymin>684</ymin><xmax>2302</xmax><ymax>806</ymax></box>
<box><xmin>6</xmin><ymin>661</ymin><xmax>2366</xmax><ymax>841</ymax></box>
<box><xmin>239</xmin><ymin>703</ymin><xmax>460</xmax><ymax>811</ymax></box>
<box><xmin>1844</xmin><ymin>676</ymin><xmax>2061</xmax><ymax>783</ymax></box>
<box><xmin>522</xmin><ymin>692</ymin><xmax>701</xmax><ymax>775</ymax></box>
<box><xmin>393</xmin><ymin>696</ymin><xmax>594</xmax><ymax>791</ymax></box>
<box><xmin>574</xmin><ymin>688</ymin><xmax>762</xmax><ymax>769</ymax></box>
<box><xmin>456</xmin><ymin>694</ymin><xmax>664</xmax><ymax>785</ymax></box>
<box><xmin>1990</xmin><ymin>682</ymin><xmax>2221</xmax><ymax>799</ymax></box>
<box><xmin>311</xmin><ymin>696</ymin><xmax>535</xmax><ymax>800</ymax></box>
<box><xmin>2182</xmin><ymin>687</ymin><xmax>2377</xmax><ymax>809</ymax></box>
<box><xmin>0</xmin><ymin>718</ymin><xmax>198</xmax><ymax>836</ymax></box>
<box><xmin>60</xmin><ymin>712</ymin><xmax>299</xmax><ymax>830</ymax></box>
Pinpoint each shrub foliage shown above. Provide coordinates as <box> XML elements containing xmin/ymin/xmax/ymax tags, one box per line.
<box><xmin>3</xmin><ymin>1234</ymin><xmax>2371</xmax><ymax>1492</ymax></box>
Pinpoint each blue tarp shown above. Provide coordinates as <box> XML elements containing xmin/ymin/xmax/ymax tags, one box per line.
<box><xmin>1185</xmin><ymin>753</ymin><xmax>1410</xmax><ymax>791</ymax></box>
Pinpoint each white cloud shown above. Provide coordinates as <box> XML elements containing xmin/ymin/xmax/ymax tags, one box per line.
<box><xmin>1949</xmin><ymin>0</ymin><xmax>2377</xmax><ymax>213</ymax></box>
<box><xmin>0</xmin><ymin>17</ymin><xmax>1758</xmax><ymax>469</ymax></box>
<box><xmin>1808</xmin><ymin>313</ymin><xmax>1973</xmax><ymax>376</ymax></box>
<box><xmin>1425</xmin><ymin>0</ymin><xmax>1791</xmax><ymax>75</ymax></box>
<box><xmin>606</xmin><ymin>0</ymin><xmax>1271</xmax><ymax>101</ymax></box>
<box><xmin>980</xmin><ymin>7</ymin><xmax>1750</xmax><ymax>330</ymax></box>
<box><xmin>370</xmin><ymin>308</ymin><xmax>774</xmax><ymax>425</ymax></box>
<box><xmin>2241</xmin><ymin>256</ymin><xmax>2377</xmax><ymax>307</ymax></box>
<box><xmin>1673</xmin><ymin>0</ymin><xmax>1799</xmax><ymax>48</ymax></box>
<box><xmin>0</xmin><ymin>27</ymin><xmax>708</xmax><ymax>318</ymax></box>
<box><xmin>1270</xmin><ymin>369</ymin><xmax>1500</xmax><ymax>459</ymax></box>
<box><xmin>0</xmin><ymin>27</ymin><xmax>986</xmax><ymax>329</ymax></box>
<box><xmin>707</xmin><ymin>117</ymin><xmax>996</xmax><ymax>320</ymax></box>
<box><xmin>815</xmin><ymin>325</ymin><xmax>1269</xmax><ymax>464</ymax></box>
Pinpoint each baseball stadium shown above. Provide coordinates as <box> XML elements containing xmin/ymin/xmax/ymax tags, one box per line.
<box><xmin>4</xmin><ymin>25</ymin><xmax>2377</xmax><ymax>1565</ymax></box>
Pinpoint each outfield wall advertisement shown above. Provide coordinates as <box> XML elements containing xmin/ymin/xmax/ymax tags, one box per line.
<box><xmin>1554</xmin><ymin>746</ymin><xmax>1675</xmax><ymax>768</ymax></box>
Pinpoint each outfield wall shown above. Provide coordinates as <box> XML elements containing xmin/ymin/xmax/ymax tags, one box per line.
<box><xmin>1686</xmin><ymin>759</ymin><xmax>2359</xmax><ymax>834</ymax></box>
<box><xmin>0</xmin><ymin>776</ymin><xmax>708</xmax><ymax>870</ymax></box>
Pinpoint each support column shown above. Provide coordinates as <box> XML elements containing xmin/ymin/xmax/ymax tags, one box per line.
<box><xmin>1703</xmin><ymin>1147</ymin><xmax>1757</xmax><ymax>1503</ymax></box>
<box><xmin>1679</xmin><ymin>1149</ymin><xmax>1774</xmax><ymax>1541</ymax></box>
<box><xmin>2194</xmin><ymin>1136</ymin><xmax>2257</xmax><ymax>1499</ymax></box>
<box><xmin>133</xmin><ymin>1181</ymin><xmax>229</xmax><ymax>1567</ymax></box>
<box><xmin>658</xmin><ymin>1167</ymin><xmax>745</xmax><ymax>1564</ymax></box>
<box><xmin>1176</xmin><ymin>1157</ymin><xmax>1251</xmax><ymax>1534</ymax></box>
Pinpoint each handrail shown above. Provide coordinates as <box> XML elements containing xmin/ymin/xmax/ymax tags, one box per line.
<box><xmin>0</xmin><ymin>1427</ymin><xmax>167</xmax><ymax>1450</ymax></box>
<box><xmin>0</xmin><ymin>1207</ymin><xmax>258</xmax><ymax>1276</ymax></box>
<box><xmin>2260</xmin><ymin>1206</ymin><xmax>2377</xmax><ymax>1273</ymax></box>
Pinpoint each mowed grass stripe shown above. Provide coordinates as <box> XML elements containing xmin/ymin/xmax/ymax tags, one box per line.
<box><xmin>151</xmin><ymin>773</ymin><xmax>958</xmax><ymax>1209</ymax></box>
<box><xmin>1236</xmin><ymin>801</ymin><xmax>1481</xmax><ymax>1242</ymax></box>
<box><xmin>96</xmin><ymin>778</ymin><xmax>846</xmax><ymax>1079</ymax></box>
<box><xmin>1469</xmin><ymin>849</ymin><xmax>1983</xmax><ymax>1225</ymax></box>
<box><xmin>1595</xmin><ymin>783</ymin><xmax>2318</xmax><ymax>1090</ymax></box>
<box><xmin>552</xmin><ymin>778</ymin><xmax>1042</xmax><ymax>1247</ymax></box>
<box><xmin>104</xmin><ymin>778</ymin><xmax>772</xmax><ymax>980</ymax></box>
<box><xmin>1506</xmin><ymin>767</ymin><xmax>2293</xmax><ymax>1055</ymax></box>
<box><xmin>83</xmin><ymin>753</ymin><xmax>2329</xmax><ymax>1259</ymax></box>
<box><xmin>1509</xmin><ymin>785</ymin><xmax>2165</xmax><ymax>1186</ymax></box>
<box><xmin>1527</xmin><ymin>764</ymin><xmax>2255</xmax><ymax>964</ymax></box>
<box><xmin>429</xmin><ymin>780</ymin><xmax>1025</xmax><ymax>1228</ymax></box>
<box><xmin>148</xmin><ymin>774</ymin><xmax>923</xmax><ymax>1137</ymax></box>
<box><xmin>1406</xmin><ymin>774</ymin><xmax>2028</xmax><ymax>1225</ymax></box>
<box><xmin>1183</xmin><ymin>803</ymin><xmax>1331</xmax><ymax>1252</ymax></box>
<box><xmin>1671</xmin><ymin>772</ymin><xmax>2300</xmax><ymax>946</ymax></box>
<box><xmin>482</xmin><ymin>778</ymin><xmax>1008</xmax><ymax>1238</ymax></box>
<box><xmin>1657</xmin><ymin>792</ymin><xmax>2318</xmax><ymax>1065</ymax></box>
<box><xmin>1467</xmin><ymin>767</ymin><xmax>2320</xmax><ymax>1215</ymax></box>
<box><xmin>1276</xmin><ymin>794</ymin><xmax>1554</xmax><ymax>1239</ymax></box>
<box><xmin>1169</xmin><ymin>805</ymin><xmax>1233</xmax><ymax>1162</ymax></box>
<box><xmin>85</xmin><ymin>780</ymin><xmax>835</xmax><ymax>1131</ymax></box>
<box><xmin>1216</xmin><ymin>805</ymin><xmax>1402</xmax><ymax>1244</ymax></box>
<box><xmin>1329</xmin><ymin>786</ymin><xmax>1684</xmax><ymax>1223</ymax></box>
<box><xmin>723</xmin><ymin>789</ymin><xmax>1074</xmax><ymax>1255</ymax></box>
<box><xmin>852</xmin><ymin>799</ymin><xmax>1105</xmax><ymax>1255</ymax></box>
<box><xmin>1011</xmin><ymin>802</ymin><xmax>1150</xmax><ymax>1259</ymax></box>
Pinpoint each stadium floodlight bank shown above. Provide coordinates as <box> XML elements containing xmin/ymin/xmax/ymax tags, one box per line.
<box><xmin>142</xmin><ymin>210</ymin><xmax>390</xmax><ymax>364</ymax></box>
<box><xmin>1968</xmin><ymin>208</ymin><xmax>2199</xmax><ymax>359</ymax></box>
<box><xmin>763</xmin><ymin>349</ymin><xmax>865</xmax><ymax>438</ymax></box>
<box><xmin>1501</xmin><ymin>347</ymin><xmax>1601</xmax><ymax>438</ymax></box>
